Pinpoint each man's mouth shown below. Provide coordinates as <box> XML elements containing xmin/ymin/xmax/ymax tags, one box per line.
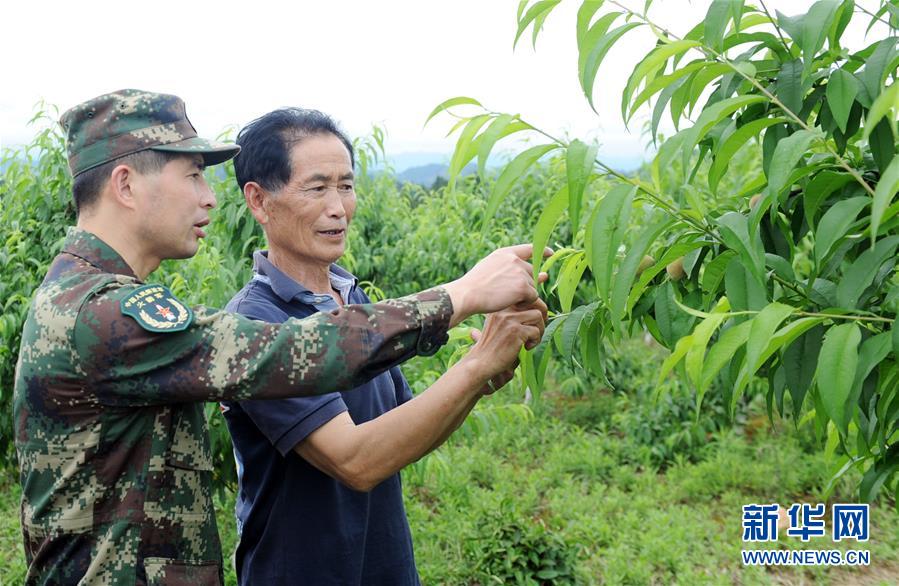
<box><xmin>194</xmin><ymin>219</ymin><xmax>209</xmax><ymax>238</ymax></box>
<box><xmin>318</xmin><ymin>228</ymin><xmax>345</xmax><ymax>237</ymax></box>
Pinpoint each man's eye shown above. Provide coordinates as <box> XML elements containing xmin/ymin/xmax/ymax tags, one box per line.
<box><xmin>339</xmin><ymin>184</ymin><xmax>354</xmax><ymax>193</ymax></box>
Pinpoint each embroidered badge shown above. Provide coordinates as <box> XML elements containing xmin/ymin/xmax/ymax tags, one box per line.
<box><xmin>120</xmin><ymin>284</ymin><xmax>193</xmax><ymax>332</ymax></box>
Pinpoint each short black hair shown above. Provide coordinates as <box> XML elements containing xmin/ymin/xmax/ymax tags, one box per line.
<box><xmin>234</xmin><ymin>108</ymin><xmax>354</xmax><ymax>192</ymax></box>
<box><xmin>71</xmin><ymin>149</ymin><xmax>181</xmax><ymax>215</ymax></box>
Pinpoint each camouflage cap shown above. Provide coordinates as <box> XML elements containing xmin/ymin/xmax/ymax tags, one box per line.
<box><xmin>59</xmin><ymin>89</ymin><xmax>240</xmax><ymax>177</ymax></box>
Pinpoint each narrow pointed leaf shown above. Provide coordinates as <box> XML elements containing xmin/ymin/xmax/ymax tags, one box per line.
<box><xmin>836</xmin><ymin>235</ymin><xmax>899</xmax><ymax>308</ymax></box>
<box><xmin>566</xmin><ymin>139</ymin><xmax>598</xmax><ymax>233</ymax></box>
<box><xmin>765</xmin><ymin>129</ymin><xmax>818</xmax><ymax>201</ymax></box>
<box><xmin>700</xmin><ymin>321</ymin><xmax>752</xmax><ymax>394</ymax></box>
<box><xmin>685</xmin><ymin>298</ymin><xmax>731</xmax><ymax>391</ymax></box>
<box><xmin>579</xmin><ymin>22</ymin><xmax>642</xmax><ymax>113</ymax></box>
<box><xmin>610</xmin><ymin>214</ymin><xmax>673</xmax><ymax>323</ymax></box>
<box><xmin>588</xmin><ymin>184</ymin><xmax>635</xmax><ymax>302</ymax></box>
<box><xmin>531</xmin><ymin>186</ymin><xmax>569</xmax><ymax>281</ymax></box>
<box><xmin>817</xmin><ymin>323</ymin><xmax>861</xmax><ymax>435</ymax></box>
<box><xmin>557</xmin><ymin>252</ymin><xmax>588</xmax><ymax>313</ymax></box>
<box><xmin>447</xmin><ymin>114</ymin><xmax>491</xmax><ymax>191</ymax></box>
<box><xmin>485</xmin><ymin>144</ymin><xmax>559</xmax><ymax>224</ymax></box>
<box><xmin>814</xmin><ymin>196</ymin><xmax>869</xmax><ymax>262</ymax></box>
<box><xmin>827</xmin><ymin>69</ymin><xmax>860</xmax><ymax>134</ymax></box>
<box><xmin>873</xmin><ymin>152</ymin><xmax>899</xmax><ymax>243</ymax></box>
<box><xmin>425</xmin><ymin>96</ymin><xmax>483</xmax><ymax>126</ymax></box>
<box><xmin>476</xmin><ymin>116</ymin><xmax>529</xmax><ymax>178</ymax></box>
<box><xmin>709</xmin><ymin>118</ymin><xmax>786</xmax><ymax>193</ymax></box>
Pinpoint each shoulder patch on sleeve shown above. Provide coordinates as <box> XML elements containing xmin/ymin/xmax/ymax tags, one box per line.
<box><xmin>120</xmin><ymin>284</ymin><xmax>194</xmax><ymax>332</ymax></box>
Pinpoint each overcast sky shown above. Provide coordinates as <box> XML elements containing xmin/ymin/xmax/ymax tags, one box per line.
<box><xmin>1</xmin><ymin>1</ymin><xmax>883</xmax><ymax>168</ymax></box>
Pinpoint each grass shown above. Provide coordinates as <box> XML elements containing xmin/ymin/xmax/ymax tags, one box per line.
<box><xmin>2</xmin><ymin>398</ymin><xmax>897</xmax><ymax>585</ymax></box>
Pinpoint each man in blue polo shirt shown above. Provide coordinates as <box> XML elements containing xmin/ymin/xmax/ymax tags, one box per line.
<box><xmin>222</xmin><ymin>108</ymin><xmax>547</xmax><ymax>585</ymax></box>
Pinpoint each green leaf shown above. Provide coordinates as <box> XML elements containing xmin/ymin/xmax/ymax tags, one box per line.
<box><xmin>677</xmin><ymin>95</ymin><xmax>767</xmax><ymax>171</ymax></box>
<box><xmin>424</xmin><ymin>96</ymin><xmax>483</xmax><ymax>126</ymax></box>
<box><xmin>814</xmin><ymin>196</ymin><xmax>869</xmax><ymax>263</ymax></box>
<box><xmin>850</xmin><ymin>332</ymin><xmax>891</xmax><ymax>405</ymax></box>
<box><xmin>587</xmin><ymin>184</ymin><xmax>635</xmax><ymax>303</ymax></box>
<box><xmin>514</xmin><ymin>0</ymin><xmax>562</xmax><ymax>49</ymax></box>
<box><xmin>836</xmin><ymin>235</ymin><xmax>899</xmax><ymax>308</ymax></box>
<box><xmin>871</xmin><ymin>155</ymin><xmax>899</xmax><ymax>243</ymax></box>
<box><xmin>559</xmin><ymin>303</ymin><xmax>590</xmax><ymax>358</ymax></box>
<box><xmin>610</xmin><ymin>214</ymin><xmax>673</xmax><ymax>324</ymax></box>
<box><xmin>860</xmin><ymin>454</ymin><xmax>899</xmax><ymax>503</ymax></box>
<box><xmin>861</xmin><ymin>37</ymin><xmax>898</xmax><ymax>100</ymax></box>
<box><xmin>764</xmin><ymin>129</ymin><xmax>819</xmax><ymax>203</ymax></box>
<box><xmin>765</xmin><ymin>253</ymin><xmax>795</xmax><ymax>281</ymax></box>
<box><xmin>531</xmin><ymin>186</ymin><xmax>569</xmax><ymax>281</ymax></box>
<box><xmin>476</xmin><ymin>114</ymin><xmax>526</xmax><ymax>178</ymax></box>
<box><xmin>704</xmin><ymin>0</ymin><xmax>741</xmax><ymax>51</ymax></box>
<box><xmin>869</xmin><ymin>118</ymin><xmax>896</xmax><ymax>174</ymax></box>
<box><xmin>717</xmin><ymin>211</ymin><xmax>765</xmax><ymax>284</ymax></box>
<box><xmin>685</xmin><ymin>297</ymin><xmax>731</xmax><ymax>391</ymax></box>
<box><xmin>657</xmin><ymin>334</ymin><xmax>695</xmax><ymax>389</ymax></box>
<box><xmin>532</xmin><ymin>312</ymin><xmax>567</xmax><ymax>370</ymax></box>
<box><xmin>893</xmin><ymin>320</ymin><xmax>899</xmax><ymax>360</ymax></box>
<box><xmin>762</xmin><ymin>317</ymin><xmax>826</xmax><ymax>371</ymax></box>
<box><xmin>628</xmin><ymin>61</ymin><xmax>716</xmax><ymax>122</ymax></box>
<box><xmin>557</xmin><ymin>252</ymin><xmax>588</xmax><ymax>313</ymax></box>
<box><xmin>827</xmin><ymin>69</ymin><xmax>860</xmax><ymax>134</ymax></box>
<box><xmin>566</xmin><ymin>139</ymin><xmax>599</xmax><ymax>232</ymax></box>
<box><xmin>804</xmin><ymin>171</ymin><xmax>855</xmax><ymax>227</ymax></box>
<box><xmin>700</xmin><ymin>320</ymin><xmax>752</xmax><ymax>395</ymax></box>
<box><xmin>817</xmin><ymin>323</ymin><xmax>861</xmax><ymax>435</ymax></box>
<box><xmin>622</xmin><ymin>39</ymin><xmax>702</xmax><ymax>122</ymax></box>
<box><xmin>732</xmin><ymin>303</ymin><xmax>796</xmax><ymax>410</ymax></box>
<box><xmin>725</xmin><ymin>256</ymin><xmax>767</xmax><ymax>311</ymax></box>
<box><xmin>579</xmin><ymin>21</ymin><xmax>643</xmax><ymax>113</ymax></box>
<box><xmin>484</xmin><ymin>144</ymin><xmax>559</xmax><ymax>224</ymax></box>
<box><xmin>776</xmin><ymin>59</ymin><xmax>804</xmax><ymax>116</ymax></box>
<box><xmin>576</xmin><ymin>1</ymin><xmax>605</xmax><ymax>48</ymax></box>
<box><xmin>708</xmin><ymin>118</ymin><xmax>786</xmax><ymax>193</ymax></box>
<box><xmin>447</xmin><ymin>114</ymin><xmax>491</xmax><ymax>191</ymax></box>
<box><xmin>701</xmin><ymin>250</ymin><xmax>736</xmax><ymax>294</ymax></box>
<box><xmin>628</xmin><ymin>239</ymin><xmax>707</xmax><ymax>313</ymax></box>
<box><xmin>800</xmin><ymin>1</ymin><xmax>840</xmax><ymax>73</ymax></box>
<box><xmin>863</xmin><ymin>82</ymin><xmax>899</xmax><ymax>140</ymax></box>
<box><xmin>829</xmin><ymin>0</ymin><xmax>854</xmax><ymax>50</ymax></box>
<box><xmin>783</xmin><ymin>324</ymin><xmax>824</xmax><ymax>412</ymax></box>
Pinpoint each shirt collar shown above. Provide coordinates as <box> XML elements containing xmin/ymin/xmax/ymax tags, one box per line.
<box><xmin>252</xmin><ymin>250</ymin><xmax>358</xmax><ymax>306</ymax></box>
<box><xmin>61</xmin><ymin>227</ymin><xmax>138</xmax><ymax>279</ymax></box>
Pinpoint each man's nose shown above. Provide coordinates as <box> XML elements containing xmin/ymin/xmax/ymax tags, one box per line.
<box><xmin>325</xmin><ymin>190</ymin><xmax>346</xmax><ymax>217</ymax></box>
<box><xmin>200</xmin><ymin>178</ymin><xmax>217</xmax><ymax>209</ymax></box>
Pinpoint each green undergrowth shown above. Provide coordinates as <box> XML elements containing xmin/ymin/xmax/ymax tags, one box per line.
<box><xmin>2</xmin><ymin>388</ymin><xmax>898</xmax><ymax>585</ymax></box>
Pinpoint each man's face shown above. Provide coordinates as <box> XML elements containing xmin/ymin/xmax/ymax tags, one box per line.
<box><xmin>132</xmin><ymin>154</ymin><xmax>216</xmax><ymax>260</ymax></box>
<box><xmin>263</xmin><ymin>133</ymin><xmax>356</xmax><ymax>267</ymax></box>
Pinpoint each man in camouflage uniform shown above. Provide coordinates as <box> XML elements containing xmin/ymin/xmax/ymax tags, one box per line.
<box><xmin>13</xmin><ymin>89</ymin><xmax>546</xmax><ymax>585</ymax></box>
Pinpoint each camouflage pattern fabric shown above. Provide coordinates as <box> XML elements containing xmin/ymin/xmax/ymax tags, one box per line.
<box><xmin>59</xmin><ymin>89</ymin><xmax>240</xmax><ymax>177</ymax></box>
<box><xmin>14</xmin><ymin>228</ymin><xmax>452</xmax><ymax>585</ymax></box>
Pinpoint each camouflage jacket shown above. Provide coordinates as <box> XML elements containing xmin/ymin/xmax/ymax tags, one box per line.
<box><xmin>13</xmin><ymin>228</ymin><xmax>453</xmax><ymax>585</ymax></box>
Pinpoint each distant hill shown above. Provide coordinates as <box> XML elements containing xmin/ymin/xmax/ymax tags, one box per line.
<box><xmin>396</xmin><ymin>162</ymin><xmax>477</xmax><ymax>186</ymax></box>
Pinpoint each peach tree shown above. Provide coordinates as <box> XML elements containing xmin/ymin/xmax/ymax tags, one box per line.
<box><xmin>431</xmin><ymin>0</ymin><xmax>899</xmax><ymax>502</ymax></box>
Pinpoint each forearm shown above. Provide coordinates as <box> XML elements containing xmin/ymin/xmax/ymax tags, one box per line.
<box><xmin>422</xmin><ymin>387</ymin><xmax>482</xmax><ymax>456</ymax></box>
<box><xmin>299</xmin><ymin>357</ymin><xmax>490</xmax><ymax>491</ymax></box>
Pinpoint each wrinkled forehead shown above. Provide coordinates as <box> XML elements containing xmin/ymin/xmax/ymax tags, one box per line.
<box><xmin>285</xmin><ymin>133</ymin><xmax>354</xmax><ymax>181</ymax></box>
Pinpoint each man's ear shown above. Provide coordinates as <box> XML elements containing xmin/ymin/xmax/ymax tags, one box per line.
<box><xmin>107</xmin><ymin>164</ymin><xmax>139</xmax><ymax>211</ymax></box>
<box><xmin>244</xmin><ymin>182</ymin><xmax>269</xmax><ymax>224</ymax></box>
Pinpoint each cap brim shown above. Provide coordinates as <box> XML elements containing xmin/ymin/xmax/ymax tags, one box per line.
<box><xmin>151</xmin><ymin>136</ymin><xmax>240</xmax><ymax>167</ymax></box>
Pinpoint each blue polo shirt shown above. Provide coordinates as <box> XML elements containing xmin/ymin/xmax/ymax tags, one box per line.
<box><xmin>222</xmin><ymin>250</ymin><xmax>420</xmax><ymax>585</ymax></box>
